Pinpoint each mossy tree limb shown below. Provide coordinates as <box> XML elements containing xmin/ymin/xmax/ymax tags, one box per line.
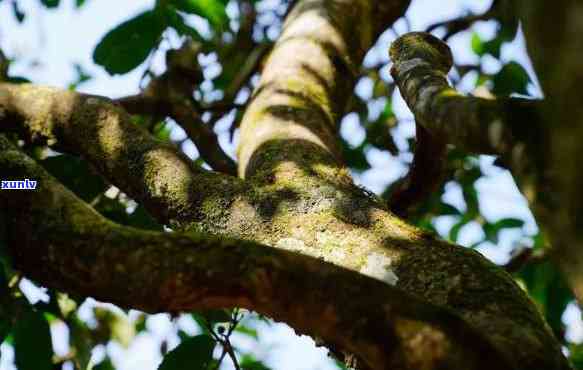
<box><xmin>0</xmin><ymin>135</ymin><xmax>515</xmax><ymax>370</ymax></box>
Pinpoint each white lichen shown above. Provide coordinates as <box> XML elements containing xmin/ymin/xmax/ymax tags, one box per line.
<box><xmin>359</xmin><ymin>252</ymin><xmax>399</xmax><ymax>286</ymax></box>
<box><xmin>276</xmin><ymin>238</ymin><xmax>320</xmax><ymax>258</ymax></box>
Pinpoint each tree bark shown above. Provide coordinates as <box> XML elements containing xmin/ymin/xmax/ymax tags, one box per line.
<box><xmin>516</xmin><ymin>0</ymin><xmax>583</xmax><ymax>303</ymax></box>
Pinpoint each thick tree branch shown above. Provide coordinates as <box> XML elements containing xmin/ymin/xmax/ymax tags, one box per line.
<box><xmin>237</xmin><ymin>0</ymin><xmax>412</xmax><ymax>181</ymax></box>
<box><xmin>0</xmin><ymin>136</ymin><xmax>515</xmax><ymax>370</ymax></box>
<box><xmin>389</xmin><ymin>32</ymin><xmax>547</xmax><ymax>213</ymax></box>
<box><xmin>0</xmin><ymin>83</ymin><xmax>247</xmax><ymax>227</ymax></box>
<box><xmin>517</xmin><ymin>0</ymin><xmax>583</xmax><ymax>304</ymax></box>
<box><xmin>389</xmin><ymin>32</ymin><xmax>543</xmax><ymax>159</ymax></box>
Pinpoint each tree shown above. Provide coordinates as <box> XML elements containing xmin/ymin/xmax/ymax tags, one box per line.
<box><xmin>0</xmin><ymin>0</ymin><xmax>581</xmax><ymax>369</ymax></box>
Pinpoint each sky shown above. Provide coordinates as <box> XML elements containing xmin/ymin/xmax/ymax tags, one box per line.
<box><xmin>0</xmin><ymin>0</ymin><xmax>581</xmax><ymax>369</ymax></box>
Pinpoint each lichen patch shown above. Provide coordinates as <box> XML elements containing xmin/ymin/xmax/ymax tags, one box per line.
<box><xmin>359</xmin><ymin>252</ymin><xmax>399</xmax><ymax>286</ymax></box>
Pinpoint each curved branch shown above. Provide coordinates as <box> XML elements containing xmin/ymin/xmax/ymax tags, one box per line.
<box><xmin>0</xmin><ymin>135</ymin><xmax>515</xmax><ymax>370</ymax></box>
<box><xmin>0</xmin><ymin>83</ymin><xmax>247</xmax><ymax>227</ymax></box>
<box><xmin>116</xmin><ymin>93</ymin><xmax>237</xmax><ymax>175</ymax></box>
<box><xmin>389</xmin><ymin>32</ymin><xmax>548</xmax><ymax>207</ymax></box>
<box><xmin>390</xmin><ymin>32</ymin><xmax>544</xmax><ymax>158</ymax></box>
<box><xmin>426</xmin><ymin>0</ymin><xmax>501</xmax><ymax>40</ymax></box>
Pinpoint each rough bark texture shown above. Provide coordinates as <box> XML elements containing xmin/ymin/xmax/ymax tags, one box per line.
<box><xmin>0</xmin><ymin>135</ymin><xmax>516</xmax><ymax>370</ymax></box>
<box><xmin>517</xmin><ymin>0</ymin><xmax>583</xmax><ymax>304</ymax></box>
<box><xmin>0</xmin><ymin>0</ymin><xmax>572</xmax><ymax>369</ymax></box>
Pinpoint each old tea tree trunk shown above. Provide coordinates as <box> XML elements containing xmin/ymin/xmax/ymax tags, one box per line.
<box><xmin>0</xmin><ymin>0</ymin><xmax>570</xmax><ymax>369</ymax></box>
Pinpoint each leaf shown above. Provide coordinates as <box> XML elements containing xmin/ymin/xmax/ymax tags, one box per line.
<box><xmin>166</xmin><ymin>8</ymin><xmax>204</xmax><ymax>41</ymax></box>
<box><xmin>12</xmin><ymin>1</ymin><xmax>25</xmax><ymax>23</ymax></box>
<box><xmin>341</xmin><ymin>142</ymin><xmax>370</xmax><ymax>172</ymax></box>
<box><xmin>492</xmin><ymin>61</ymin><xmax>530</xmax><ymax>96</ymax></box>
<box><xmin>96</xmin><ymin>197</ymin><xmax>130</xmax><ymax>224</ymax></box>
<box><xmin>169</xmin><ymin>0</ymin><xmax>227</xmax><ymax>29</ymax></box>
<box><xmin>517</xmin><ymin>260</ymin><xmax>572</xmax><ymax>340</ymax></box>
<box><xmin>240</xmin><ymin>354</ymin><xmax>271</xmax><ymax>370</ymax></box>
<box><xmin>41</xmin><ymin>154</ymin><xmax>107</xmax><ymax>202</ymax></box>
<box><xmin>127</xmin><ymin>205</ymin><xmax>163</xmax><ymax>231</ymax></box>
<box><xmin>448</xmin><ymin>218</ymin><xmax>467</xmax><ymax>243</ymax></box>
<box><xmin>158</xmin><ymin>335</ymin><xmax>216</xmax><ymax>370</ymax></box>
<box><xmin>75</xmin><ymin>0</ymin><xmax>87</xmax><ymax>8</ymax></box>
<box><xmin>40</xmin><ymin>0</ymin><xmax>60</xmax><ymax>8</ymax></box>
<box><xmin>471</xmin><ymin>32</ymin><xmax>484</xmax><ymax>56</ymax></box>
<box><xmin>93</xmin><ymin>10</ymin><xmax>166</xmax><ymax>75</ymax></box>
<box><xmin>13</xmin><ymin>308</ymin><xmax>53</xmax><ymax>370</ymax></box>
<box><xmin>235</xmin><ymin>325</ymin><xmax>258</xmax><ymax>340</ymax></box>
<box><xmin>437</xmin><ymin>202</ymin><xmax>461</xmax><ymax>216</ymax></box>
<box><xmin>483</xmin><ymin>218</ymin><xmax>524</xmax><ymax>244</ymax></box>
<box><xmin>93</xmin><ymin>358</ymin><xmax>116</xmax><ymax>370</ymax></box>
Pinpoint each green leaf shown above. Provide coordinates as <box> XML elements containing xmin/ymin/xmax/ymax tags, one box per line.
<box><xmin>448</xmin><ymin>218</ymin><xmax>468</xmax><ymax>243</ymax></box>
<box><xmin>13</xmin><ymin>308</ymin><xmax>53</xmax><ymax>370</ymax></box>
<box><xmin>40</xmin><ymin>0</ymin><xmax>60</xmax><ymax>8</ymax></box>
<box><xmin>93</xmin><ymin>357</ymin><xmax>116</xmax><ymax>370</ymax></box>
<box><xmin>169</xmin><ymin>0</ymin><xmax>227</xmax><ymax>29</ymax></box>
<box><xmin>127</xmin><ymin>205</ymin><xmax>163</xmax><ymax>231</ymax></box>
<box><xmin>483</xmin><ymin>218</ymin><xmax>524</xmax><ymax>244</ymax></box>
<box><xmin>517</xmin><ymin>260</ymin><xmax>572</xmax><ymax>340</ymax></box>
<box><xmin>158</xmin><ymin>335</ymin><xmax>216</xmax><ymax>370</ymax></box>
<box><xmin>41</xmin><ymin>154</ymin><xmax>107</xmax><ymax>202</ymax></box>
<box><xmin>471</xmin><ymin>32</ymin><xmax>484</xmax><ymax>56</ymax></box>
<box><xmin>93</xmin><ymin>10</ymin><xmax>166</xmax><ymax>75</ymax></box>
<box><xmin>166</xmin><ymin>8</ymin><xmax>204</xmax><ymax>41</ymax></box>
<box><xmin>96</xmin><ymin>197</ymin><xmax>130</xmax><ymax>224</ymax></box>
<box><xmin>569</xmin><ymin>343</ymin><xmax>583</xmax><ymax>369</ymax></box>
<box><xmin>492</xmin><ymin>61</ymin><xmax>530</xmax><ymax>96</ymax></box>
<box><xmin>235</xmin><ymin>325</ymin><xmax>258</xmax><ymax>340</ymax></box>
<box><xmin>240</xmin><ymin>354</ymin><xmax>271</xmax><ymax>370</ymax></box>
<box><xmin>75</xmin><ymin>0</ymin><xmax>87</xmax><ymax>8</ymax></box>
<box><xmin>12</xmin><ymin>1</ymin><xmax>25</xmax><ymax>23</ymax></box>
<box><xmin>437</xmin><ymin>202</ymin><xmax>461</xmax><ymax>216</ymax></box>
<box><xmin>341</xmin><ymin>141</ymin><xmax>369</xmax><ymax>172</ymax></box>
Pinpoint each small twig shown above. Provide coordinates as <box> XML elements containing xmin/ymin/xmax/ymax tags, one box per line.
<box><xmin>504</xmin><ymin>247</ymin><xmax>548</xmax><ymax>273</ymax></box>
<box><xmin>115</xmin><ymin>89</ymin><xmax>237</xmax><ymax>175</ymax></box>
<box><xmin>426</xmin><ymin>0</ymin><xmax>500</xmax><ymax>40</ymax></box>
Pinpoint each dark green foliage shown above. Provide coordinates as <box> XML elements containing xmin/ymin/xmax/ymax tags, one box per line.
<box><xmin>169</xmin><ymin>0</ymin><xmax>227</xmax><ymax>29</ymax></box>
<box><xmin>158</xmin><ymin>335</ymin><xmax>216</xmax><ymax>370</ymax></box>
<box><xmin>12</xmin><ymin>1</ymin><xmax>25</xmax><ymax>23</ymax></box>
<box><xmin>341</xmin><ymin>141</ymin><xmax>370</xmax><ymax>172</ymax></box>
<box><xmin>41</xmin><ymin>154</ymin><xmax>107</xmax><ymax>202</ymax></box>
<box><xmin>13</xmin><ymin>308</ymin><xmax>53</xmax><ymax>370</ymax></box>
<box><xmin>93</xmin><ymin>10</ymin><xmax>166</xmax><ymax>74</ymax></box>
<box><xmin>40</xmin><ymin>0</ymin><xmax>60</xmax><ymax>8</ymax></box>
<box><xmin>518</xmin><ymin>256</ymin><xmax>573</xmax><ymax>341</ymax></box>
<box><xmin>492</xmin><ymin>61</ymin><xmax>530</xmax><ymax>96</ymax></box>
<box><xmin>240</xmin><ymin>354</ymin><xmax>272</xmax><ymax>370</ymax></box>
<box><xmin>93</xmin><ymin>358</ymin><xmax>116</xmax><ymax>370</ymax></box>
